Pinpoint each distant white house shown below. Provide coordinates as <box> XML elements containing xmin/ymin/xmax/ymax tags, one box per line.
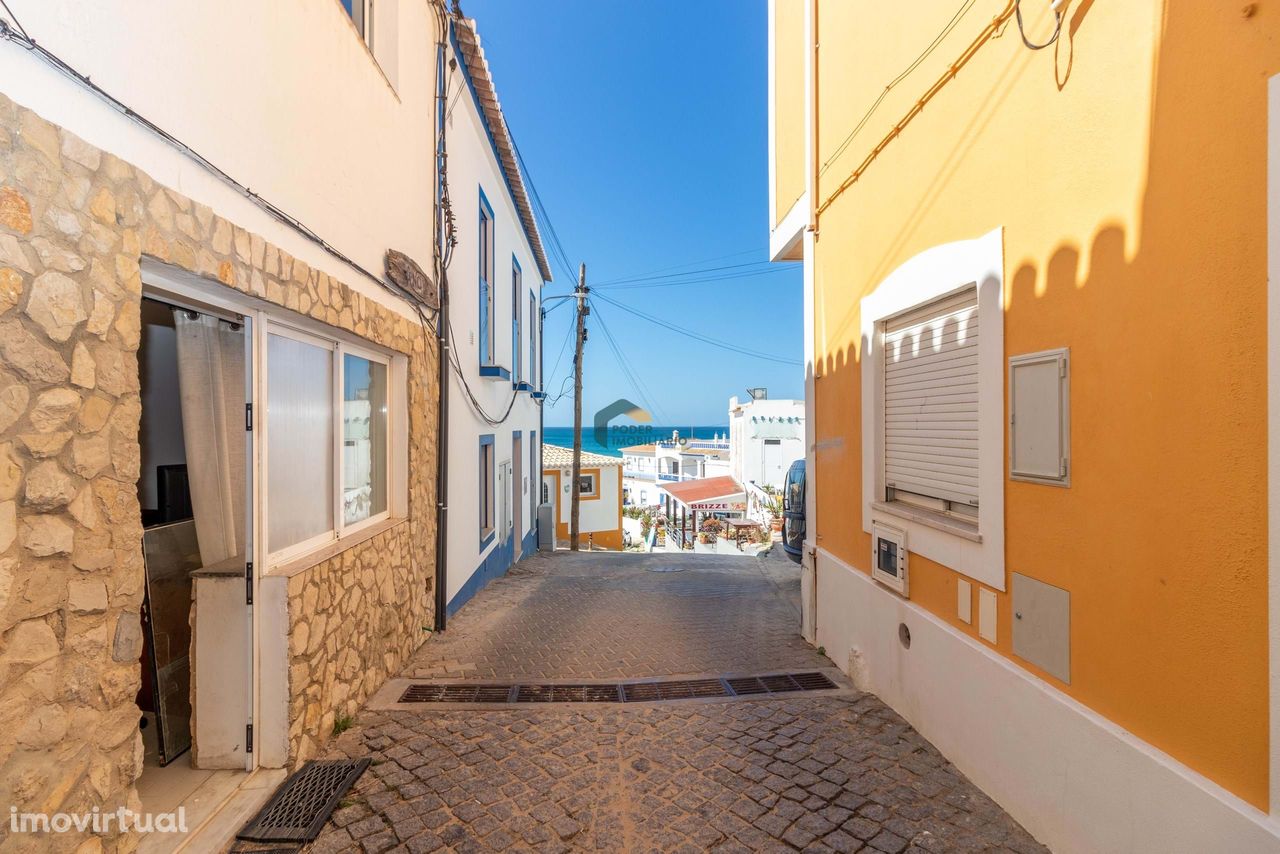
<box><xmin>729</xmin><ymin>394</ymin><xmax>805</xmax><ymax>491</ymax></box>
<box><xmin>542</xmin><ymin>445</ymin><xmax>624</xmax><ymax>550</ymax></box>
<box><xmin>621</xmin><ymin>431</ymin><xmax>731</xmax><ymax>508</ymax></box>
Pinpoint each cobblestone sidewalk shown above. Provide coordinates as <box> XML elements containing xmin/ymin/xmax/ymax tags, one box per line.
<box><xmin>304</xmin><ymin>549</ymin><xmax>1046</xmax><ymax>853</ymax></box>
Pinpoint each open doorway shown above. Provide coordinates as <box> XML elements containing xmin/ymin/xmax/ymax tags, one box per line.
<box><xmin>134</xmin><ymin>295</ymin><xmax>254</xmax><ymax>824</ymax></box>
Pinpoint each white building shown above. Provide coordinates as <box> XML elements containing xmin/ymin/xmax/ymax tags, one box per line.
<box><xmin>443</xmin><ymin>18</ymin><xmax>551</xmax><ymax>616</ymax></box>
<box><xmin>541</xmin><ymin>445</ymin><xmax>624</xmax><ymax>550</ymax></box>
<box><xmin>0</xmin><ymin>0</ymin><xmax>481</xmax><ymax>848</ymax></box>
<box><xmin>729</xmin><ymin>394</ymin><xmax>804</xmax><ymax>491</ymax></box>
<box><xmin>621</xmin><ymin>433</ymin><xmax>731</xmax><ymax>508</ymax></box>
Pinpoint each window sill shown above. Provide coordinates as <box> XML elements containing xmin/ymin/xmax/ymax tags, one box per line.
<box><xmin>514</xmin><ymin>381</ymin><xmax>533</xmax><ymax>392</ymax></box>
<box><xmin>870</xmin><ymin>500</ymin><xmax>982</xmax><ymax>544</ymax></box>
<box><xmin>479</xmin><ymin>365</ymin><xmax>511</xmax><ymax>381</ymax></box>
<box><xmin>480</xmin><ymin>529</ymin><xmax>495</xmax><ymax>550</ymax></box>
<box><xmin>267</xmin><ymin>517</ymin><xmax>405</xmax><ymax>579</ymax></box>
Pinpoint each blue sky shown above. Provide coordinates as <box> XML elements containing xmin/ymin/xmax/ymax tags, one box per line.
<box><xmin>463</xmin><ymin>0</ymin><xmax>803</xmax><ymax>428</ymax></box>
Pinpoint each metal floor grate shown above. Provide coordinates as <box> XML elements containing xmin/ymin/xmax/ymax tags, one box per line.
<box><xmin>237</xmin><ymin>758</ymin><xmax>370</xmax><ymax>843</ymax></box>
<box><xmin>399</xmin><ymin>683</ymin><xmax>514</xmax><ymax>703</ymax></box>
<box><xmin>396</xmin><ymin>671</ymin><xmax>839</xmax><ymax>705</ymax></box>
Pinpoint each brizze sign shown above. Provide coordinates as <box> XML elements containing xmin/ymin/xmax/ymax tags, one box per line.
<box><xmin>690</xmin><ymin>500</ymin><xmax>746</xmax><ymax>511</ymax></box>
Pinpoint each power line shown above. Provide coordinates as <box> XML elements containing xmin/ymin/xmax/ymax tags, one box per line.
<box><xmin>590</xmin><ymin>299</ymin><xmax>669</xmax><ymax>425</ymax></box>
<box><xmin>591</xmin><ymin>246</ymin><xmax>763</xmax><ymax>287</ymax></box>
<box><xmin>544</xmin><ymin>309</ymin><xmax>576</xmax><ymax>392</ymax></box>
<box><xmin>601</xmin><ymin>266</ymin><xmax>794</xmax><ymax>292</ymax></box>
<box><xmin>595</xmin><ymin>260</ymin><xmax>783</xmax><ymax>289</ymax></box>
<box><xmin>512</xmin><ymin>134</ymin><xmax>577</xmax><ymax>284</ymax></box>
<box><xmin>593</xmin><ymin>292</ymin><xmax>800</xmax><ymax>366</ymax></box>
<box><xmin>819</xmin><ymin>0</ymin><xmax>978</xmax><ymax>178</ymax></box>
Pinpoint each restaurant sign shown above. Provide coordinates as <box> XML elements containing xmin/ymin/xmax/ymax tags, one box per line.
<box><xmin>690</xmin><ymin>499</ymin><xmax>747</xmax><ymax>512</ymax></box>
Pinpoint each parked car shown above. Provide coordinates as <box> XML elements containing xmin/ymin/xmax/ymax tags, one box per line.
<box><xmin>782</xmin><ymin>459</ymin><xmax>805</xmax><ymax>563</ymax></box>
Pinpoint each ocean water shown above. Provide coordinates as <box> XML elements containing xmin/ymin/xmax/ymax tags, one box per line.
<box><xmin>541</xmin><ymin>425</ymin><xmax>729</xmax><ymax>458</ymax></box>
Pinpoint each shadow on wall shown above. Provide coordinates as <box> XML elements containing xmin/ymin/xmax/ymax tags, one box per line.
<box><xmin>809</xmin><ymin>0</ymin><xmax>1272</xmax><ymax>809</ymax></box>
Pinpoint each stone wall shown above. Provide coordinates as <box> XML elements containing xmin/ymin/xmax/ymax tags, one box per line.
<box><xmin>0</xmin><ymin>94</ymin><xmax>438</xmax><ymax>852</ymax></box>
<box><xmin>284</xmin><ymin>520</ymin><xmax>418</xmax><ymax>765</ymax></box>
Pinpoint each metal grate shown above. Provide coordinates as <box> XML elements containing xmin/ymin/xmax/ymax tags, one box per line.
<box><xmin>395</xmin><ymin>672</ymin><xmax>839</xmax><ymax>706</ymax></box>
<box><xmin>237</xmin><ymin>758</ymin><xmax>370</xmax><ymax>843</ymax></box>
<box><xmin>516</xmin><ymin>684</ymin><xmax>622</xmax><ymax>703</ymax></box>
<box><xmin>399</xmin><ymin>684</ymin><xmax>514</xmax><ymax>703</ymax></box>
<box><xmin>621</xmin><ymin>678</ymin><xmax>729</xmax><ymax>703</ymax></box>
<box><xmin>726</xmin><ymin>671</ymin><xmax>837</xmax><ymax>696</ymax></box>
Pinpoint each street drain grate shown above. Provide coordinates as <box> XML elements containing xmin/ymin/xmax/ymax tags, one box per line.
<box><xmin>399</xmin><ymin>683</ymin><xmax>514</xmax><ymax>703</ymax></box>
<box><xmin>237</xmin><ymin>758</ymin><xmax>370</xmax><ymax>843</ymax></box>
<box><xmin>726</xmin><ymin>671</ymin><xmax>837</xmax><ymax>695</ymax></box>
<box><xmin>516</xmin><ymin>684</ymin><xmax>622</xmax><ymax>702</ymax></box>
<box><xmin>621</xmin><ymin>678</ymin><xmax>728</xmax><ymax>702</ymax></box>
<box><xmin>395</xmin><ymin>671</ymin><xmax>839</xmax><ymax>705</ymax></box>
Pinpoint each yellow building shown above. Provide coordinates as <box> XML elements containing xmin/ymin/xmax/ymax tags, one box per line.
<box><xmin>769</xmin><ymin>1</ymin><xmax>1280</xmax><ymax>850</ymax></box>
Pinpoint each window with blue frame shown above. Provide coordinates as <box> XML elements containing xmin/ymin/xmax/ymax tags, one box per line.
<box><xmin>478</xmin><ymin>191</ymin><xmax>494</xmax><ymax>366</ymax></box>
<box><xmin>512</xmin><ymin>258</ymin><xmax>522</xmax><ymax>382</ymax></box>
<box><xmin>479</xmin><ymin>435</ymin><xmax>495</xmax><ymax>546</ymax></box>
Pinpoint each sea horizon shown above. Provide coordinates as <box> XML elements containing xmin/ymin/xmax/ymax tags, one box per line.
<box><xmin>542</xmin><ymin>425</ymin><xmax>729</xmax><ymax>458</ymax></box>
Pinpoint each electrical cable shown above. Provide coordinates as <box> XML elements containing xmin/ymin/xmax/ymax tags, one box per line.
<box><xmin>594</xmin><ymin>260</ymin><xmax>782</xmax><ymax>289</ymax></box>
<box><xmin>544</xmin><ymin>311</ymin><xmax>576</xmax><ymax>391</ymax></box>
<box><xmin>591</xmin><ymin>247</ymin><xmax>763</xmax><ymax>287</ymax></box>
<box><xmin>0</xmin><ymin>18</ymin><xmax>422</xmax><ymax>308</ymax></box>
<box><xmin>820</xmin><ymin>0</ymin><xmax>978</xmax><ymax>177</ymax></box>
<box><xmin>0</xmin><ymin>0</ymin><xmax>28</xmax><ymax>39</ymax></box>
<box><xmin>512</xmin><ymin>134</ymin><xmax>577</xmax><ymax>284</ymax></box>
<box><xmin>600</xmin><ymin>266</ymin><xmax>794</xmax><ymax>292</ymax></box>
<box><xmin>1013</xmin><ymin>0</ymin><xmax>1061</xmax><ymax>50</ymax></box>
<box><xmin>589</xmin><ymin>299</ymin><xmax>669</xmax><ymax>425</ymax></box>
<box><xmin>592</xmin><ymin>292</ymin><xmax>800</xmax><ymax>367</ymax></box>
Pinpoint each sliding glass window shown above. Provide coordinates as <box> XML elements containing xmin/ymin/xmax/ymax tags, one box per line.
<box><xmin>342</xmin><ymin>350</ymin><xmax>388</xmax><ymax>527</ymax></box>
<box><xmin>266</xmin><ymin>329</ymin><xmax>334</xmax><ymax>560</ymax></box>
<box><xmin>266</xmin><ymin>324</ymin><xmax>396</xmax><ymax>564</ymax></box>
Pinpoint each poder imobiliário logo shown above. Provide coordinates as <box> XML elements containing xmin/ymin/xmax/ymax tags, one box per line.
<box><xmin>594</xmin><ymin>399</ymin><xmax>653</xmax><ymax>449</ymax></box>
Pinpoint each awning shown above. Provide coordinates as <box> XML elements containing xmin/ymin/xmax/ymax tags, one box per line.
<box><xmin>660</xmin><ymin>475</ymin><xmax>745</xmax><ymax>512</ymax></box>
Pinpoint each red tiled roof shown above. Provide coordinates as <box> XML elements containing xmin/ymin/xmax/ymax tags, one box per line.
<box><xmin>660</xmin><ymin>476</ymin><xmax>743</xmax><ymax>505</ymax></box>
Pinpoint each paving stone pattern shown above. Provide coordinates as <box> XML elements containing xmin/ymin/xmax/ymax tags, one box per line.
<box><xmin>304</xmin><ymin>550</ymin><xmax>1047</xmax><ymax>853</ymax></box>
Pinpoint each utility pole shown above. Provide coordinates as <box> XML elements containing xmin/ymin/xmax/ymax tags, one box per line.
<box><xmin>570</xmin><ymin>263</ymin><xmax>588</xmax><ymax>551</ymax></box>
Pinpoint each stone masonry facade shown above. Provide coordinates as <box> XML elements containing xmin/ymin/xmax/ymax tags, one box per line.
<box><xmin>0</xmin><ymin>93</ymin><xmax>439</xmax><ymax>852</ymax></box>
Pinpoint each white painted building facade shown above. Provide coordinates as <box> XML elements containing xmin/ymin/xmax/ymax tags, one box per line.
<box><xmin>0</xmin><ymin>0</ymin><xmax>457</xmax><ymax>848</ymax></box>
<box><xmin>729</xmin><ymin>395</ymin><xmax>804</xmax><ymax>491</ymax></box>
<box><xmin>442</xmin><ymin>19</ymin><xmax>551</xmax><ymax>615</ymax></box>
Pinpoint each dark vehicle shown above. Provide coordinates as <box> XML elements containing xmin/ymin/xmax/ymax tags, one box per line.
<box><xmin>782</xmin><ymin>459</ymin><xmax>805</xmax><ymax>563</ymax></box>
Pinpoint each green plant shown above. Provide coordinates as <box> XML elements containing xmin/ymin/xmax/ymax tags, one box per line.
<box><xmin>332</xmin><ymin>713</ymin><xmax>355</xmax><ymax>736</ymax></box>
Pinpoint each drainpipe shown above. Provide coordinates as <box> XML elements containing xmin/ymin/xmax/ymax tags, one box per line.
<box><xmin>433</xmin><ymin>7</ymin><xmax>451</xmax><ymax>631</ymax></box>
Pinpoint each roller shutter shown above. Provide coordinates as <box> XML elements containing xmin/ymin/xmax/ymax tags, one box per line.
<box><xmin>882</xmin><ymin>288</ymin><xmax>980</xmax><ymax>508</ymax></box>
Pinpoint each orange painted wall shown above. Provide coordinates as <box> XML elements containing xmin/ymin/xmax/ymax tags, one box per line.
<box><xmin>806</xmin><ymin>0</ymin><xmax>1277</xmax><ymax>807</ymax></box>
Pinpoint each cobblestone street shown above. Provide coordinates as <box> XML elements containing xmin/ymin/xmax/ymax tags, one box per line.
<box><xmin>308</xmin><ymin>550</ymin><xmax>1047</xmax><ymax>853</ymax></box>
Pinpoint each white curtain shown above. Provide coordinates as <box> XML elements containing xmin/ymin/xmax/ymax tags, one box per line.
<box><xmin>173</xmin><ymin>311</ymin><xmax>246</xmax><ymax>567</ymax></box>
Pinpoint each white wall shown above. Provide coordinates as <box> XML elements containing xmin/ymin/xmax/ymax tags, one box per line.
<box><xmin>814</xmin><ymin>546</ymin><xmax>1280</xmax><ymax>854</ymax></box>
<box><xmin>549</xmin><ymin>465</ymin><xmax>620</xmax><ymax>535</ymax></box>
<box><xmin>729</xmin><ymin>397</ymin><xmax>805</xmax><ymax>489</ymax></box>
<box><xmin>443</xmin><ymin>27</ymin><xmax>543</xmax><ymax>605</ymax></box>
<box><xmin>0</xmin><ymin>0</ymin><xmax>436</xmax><ymax>322</ymax></box>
